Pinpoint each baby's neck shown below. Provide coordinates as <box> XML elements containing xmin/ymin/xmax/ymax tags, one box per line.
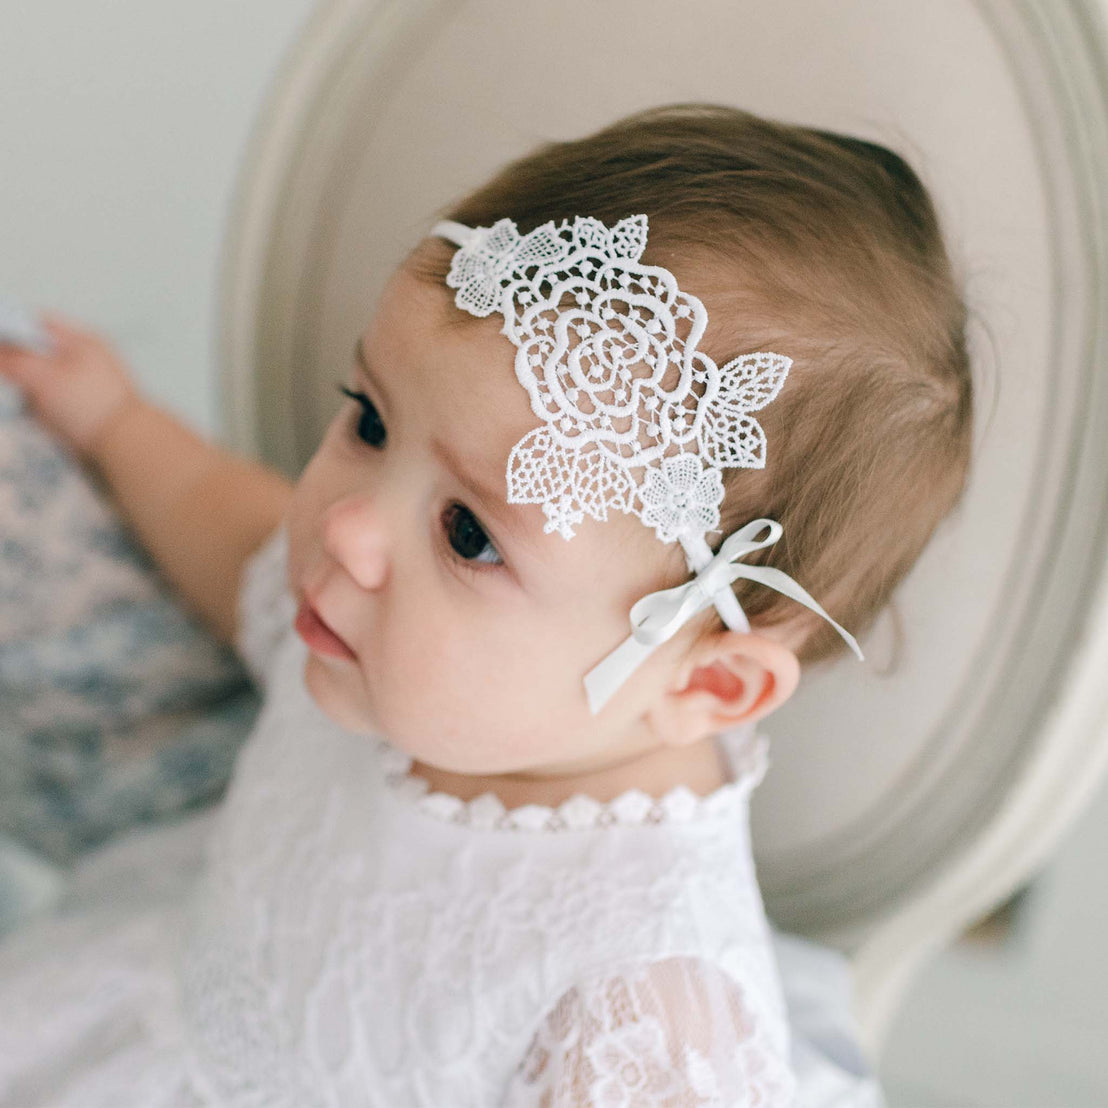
<box><xmin>408</xmin><ymin>736</ymin><xmax>730</xmax><ymax>809</ymax></box>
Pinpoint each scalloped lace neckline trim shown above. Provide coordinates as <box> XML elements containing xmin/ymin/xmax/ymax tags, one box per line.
<box><xmin>376</xmin><ymin>730</ymin><xmax>768</xmax><ymax>833</ymax></box>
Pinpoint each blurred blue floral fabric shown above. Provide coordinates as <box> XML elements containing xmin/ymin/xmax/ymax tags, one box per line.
<box><xmin>0</xmin><ymin>378</ymin><xmax>260</xmax><ymax>934</ymax></box>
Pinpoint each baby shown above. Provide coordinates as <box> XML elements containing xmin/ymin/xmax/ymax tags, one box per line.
<box><xmin>0</xmin><ymin>103</ymin><xmax>972</xmax><ymax>1105</ymax></box>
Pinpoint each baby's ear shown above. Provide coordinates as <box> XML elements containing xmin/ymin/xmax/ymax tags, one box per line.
<box><xmin>646</xmin><ymin>631</ymin><xmax>800</xmax><ymax>747</ymax></box>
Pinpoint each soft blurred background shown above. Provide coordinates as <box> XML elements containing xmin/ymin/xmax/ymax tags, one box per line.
<box><xmin>2</xmin><ymin>2</ymin><xmax>1107</xmax><ymax>1104</ymax></box>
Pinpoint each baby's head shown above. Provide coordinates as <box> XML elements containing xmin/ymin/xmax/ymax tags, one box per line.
<box><xmin>287</xmin><ymin>103</ymin><xmax>973</xmax><ymax>781</ymax></box>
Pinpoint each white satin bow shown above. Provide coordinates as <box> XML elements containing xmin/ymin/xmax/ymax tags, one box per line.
<box><xmin>583</xmin><ymin>518</ymin><xmax>864</xmax><ymax>714</ymax></box>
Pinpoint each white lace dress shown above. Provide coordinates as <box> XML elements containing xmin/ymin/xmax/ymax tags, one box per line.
<box><xmin>0</xmin><ymin>522</ymin><xmax>799</xmax><ymax>1107</ymax></box>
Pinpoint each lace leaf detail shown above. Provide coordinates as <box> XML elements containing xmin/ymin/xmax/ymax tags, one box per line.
<box><xmin>716</xmin><ymin>352</ymin><xmax>791</xmax><ymax>412</ymax></box>
<box><xmin>699</xmin><ymin>408</ymin><xmax>769</xmax><ymax>470</ymax></box>
<box><xmin>608</xmin><ymin>214</ymin><xmax>649</xmax><ymax>260</ymax></box>
<box><xmin>507</xmin><ymin>425</ymin><xmax>638</xmax><ymax>539</ymax></box>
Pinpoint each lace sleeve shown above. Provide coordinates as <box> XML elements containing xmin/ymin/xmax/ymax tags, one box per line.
<box><xmin>233</xmin><ymin>517</ymin><xmax>295</xmax><ymax>689</ymax></box>
<box><xmin>504</xmin><ymin>956</ymin><xmax>797</xmax><ymax>1107</ymax></box>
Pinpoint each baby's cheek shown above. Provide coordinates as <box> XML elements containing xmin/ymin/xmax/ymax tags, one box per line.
<box><xmin>473</xmin><ymin>648</ymin><xmax>588</xmax><ymax>766</ymax></box>
<box><xmin>376</xmin><ymin>618</ymin><xmax>585</xmax><ymax>772</ymax></box>
<box><xmin>363</xmin><ymin>637</ymin><xmax>484</xmax><ymax>758</ymax></box>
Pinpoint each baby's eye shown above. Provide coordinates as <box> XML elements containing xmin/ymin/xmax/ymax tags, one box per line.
<box><xmin>337</xmin><ymin>384</ymin><xmax>386</xmax><ymax>448</ymax></box>
<box><xmin>442</xmin><ymin>503</ymin><xmax>504</xmax><ymax>568</ymax></box>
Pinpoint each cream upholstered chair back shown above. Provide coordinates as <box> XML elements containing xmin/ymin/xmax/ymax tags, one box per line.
<box><xmin>216</xmin><ymin>0</ymin><xmax>1108</xmax><ymax>1054</ymax></box>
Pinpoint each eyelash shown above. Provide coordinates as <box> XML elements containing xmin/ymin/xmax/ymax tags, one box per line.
<box><xmin>335</xmin><ymin>382</ymin><xmax>505</xmax><ymax>573</ymax></box>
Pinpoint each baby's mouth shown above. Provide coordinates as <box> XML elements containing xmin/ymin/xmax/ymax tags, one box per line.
<box><xmin>295</xmin><ymin>598</ymin><xmax>358</xmax><ymax>661</ymax></box>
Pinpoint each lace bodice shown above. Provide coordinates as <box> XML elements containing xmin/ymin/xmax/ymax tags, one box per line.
<box><xmin>173</xmin><ymin>520</ymin><xmax>796</xmax><ymax>1105</ymax></box>
<box><xmin>0</xmin><ymin>521</ymin><xmax>799</xmax><ymax>1107</ymax></box>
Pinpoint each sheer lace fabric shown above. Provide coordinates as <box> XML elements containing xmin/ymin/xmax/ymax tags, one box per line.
<box><xmin>0</xmin><ymin>522</ymin><xmax>798</xmax><ymax>1107</ymax></box>
<box><xmin>508</xmin><ymin>957</ymin><xmax>796</xmax><ymax>1106</ymax></box>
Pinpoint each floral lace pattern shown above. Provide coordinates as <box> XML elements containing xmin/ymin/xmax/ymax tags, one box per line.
<box><xmin>436</xmin><ymin>216</ymin><xmax>791</xmax><ymax>543</ymax></box>
<box><xmin>507</xmin><ymin>958</ymin><xmax>797</xmax><ymax>1107</ymax></box>
<box><xmin>180</xmin><ymin>685</ymin><xmax>791</xmax><ymax>1107</ymax></box>
<box><xmin>185</xmin><ymin>524</ymin><xmax>791</xmax><ymax>1105</ymax></box>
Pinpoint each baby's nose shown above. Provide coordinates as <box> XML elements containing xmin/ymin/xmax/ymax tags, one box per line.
<box><xmin>322</xmin><ymin>495</ymin><xmax>391</xmax><ymax>590</ymax></box>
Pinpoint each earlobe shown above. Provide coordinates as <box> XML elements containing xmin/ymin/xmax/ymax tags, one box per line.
<box><xmin>649</xmin><ymin>631</ymin><xmax>800</xmax><ymax>746</ymax></box>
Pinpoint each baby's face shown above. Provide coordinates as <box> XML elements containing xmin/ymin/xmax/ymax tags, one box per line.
<box><xmin>285</xmin><ymin>260</ymin><xmax>700</xmax><ymax>776</ymax></box>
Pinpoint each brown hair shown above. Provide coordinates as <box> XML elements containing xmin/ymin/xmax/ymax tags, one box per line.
<box><xmin>409</xmin><ymin>103</ymin><xmax>974</xmax><ymax>667</ymax></box>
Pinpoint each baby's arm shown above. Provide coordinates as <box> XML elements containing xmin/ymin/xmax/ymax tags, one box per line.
<box><xmin>0</xmin><ymin>314</ymin><xmax>293</xmax><ymax>646</ymax></box>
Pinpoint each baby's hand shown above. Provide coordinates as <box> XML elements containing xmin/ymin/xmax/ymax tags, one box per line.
<box><xmin>0</xmin><ymin>313</ymin><xmax>142</xmax><ymax>462</ymax></box>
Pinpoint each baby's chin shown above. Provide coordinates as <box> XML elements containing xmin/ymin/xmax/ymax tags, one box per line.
<box><xmin>301</xmin><ymin>652</ymin><xmax>565</xmax><ymax>775</ymax></box>
<box><xmin>301</xmin><ymin>654</ymin><xmax>384</xmax><ymax>736</ymax></box>
<box><xmin>301</xmin><ymin>655</ymin><xmax>450</xmax><ymax>761</ymax></box>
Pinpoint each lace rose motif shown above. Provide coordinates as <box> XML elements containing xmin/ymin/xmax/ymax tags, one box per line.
<box><xmin>439</xmin><ymin>215</ymin><xmax>791</xmax><ymax>544</ymax></box>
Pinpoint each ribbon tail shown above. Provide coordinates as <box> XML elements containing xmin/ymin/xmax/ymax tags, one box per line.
<box><xmin>583</xmin><ymin>634</ymin><xmax>659</xmax><ymax>715</ymax></box>
<box><xmin>734</xmin><ymin>565</ymin><xmax>865</xmax><ymax>661</ymax></box>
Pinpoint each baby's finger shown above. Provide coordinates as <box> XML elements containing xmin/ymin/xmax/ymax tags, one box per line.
<box><xmin>0</xmin><ymin>332</ymin><xmax>53</xmax><ymax>359</ymax></box>
<box><xmin>39</xmin><ymin>311</ymin><xmax>75</xmax><ymax>333</ymax></box>
<box><xmin>38</xmin><ymin>315</ymin><xmax>76</xmax><ymax>350</ymax></box>
<box><xmin>0</xmin><ymin>348</ymin><xmax>38</xmax><ymax>387</ymax></box>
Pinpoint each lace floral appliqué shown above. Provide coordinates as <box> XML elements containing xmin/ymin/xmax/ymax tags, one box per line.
<box><xmin>439</xmin><ymin>215</ymin><xmax>791</xmax><ymax>544</ymax></box>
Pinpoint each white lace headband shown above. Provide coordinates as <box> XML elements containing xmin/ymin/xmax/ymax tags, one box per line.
<box><xmin>431</xmin><ymin>214</ymin><xmax>863</xmax><ymax>713</ymax></box>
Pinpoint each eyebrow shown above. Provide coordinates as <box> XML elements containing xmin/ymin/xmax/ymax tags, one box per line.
<box><xmin>355</xmin><ymin>337</ymin><xmax>389</xmax><ymax>415</ymax></box>
<box><xmin>353</xmin><ymin>338</ymin><xmax>544</xmax><ymax>555</ymax></box>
